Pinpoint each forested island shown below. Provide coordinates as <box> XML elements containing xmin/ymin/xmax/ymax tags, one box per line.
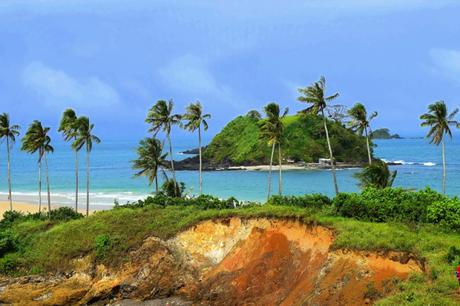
<box><xmin>176</xmin><ymin>112</ymin><xmax>370</xmax><ymax>170</ymax></box>
<box><xmin>371</xmin><ymin>128</ymin><xmax>402</xmax><ymax>139</ymax></box>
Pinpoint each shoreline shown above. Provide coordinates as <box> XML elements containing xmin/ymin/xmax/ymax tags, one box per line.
<box><xmin>0</xmin><ymin>200</ymin><xmax>111</xmax><ymax>218</ymax></box>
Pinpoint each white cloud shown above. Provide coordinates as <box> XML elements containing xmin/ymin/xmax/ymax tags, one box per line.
<box><xmin>430</xmin><ymin>48</ymin><xmax>460</xmax><ymax>84</ymax></box>
<box><xmin>157</xmin><ymin>55</ymin><xmax>241</xmax><ymax>108</ymax></box>
<box><xmin>22</xmin><ymin>61</ymin><xmax>120</xmax><ymax>109</ymax></box>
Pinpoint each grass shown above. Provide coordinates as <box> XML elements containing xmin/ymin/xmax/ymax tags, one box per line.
<box><xmin>3</xmin><ymin>204</ymin><xmax>460</xmax><ymax>305</ymax></box>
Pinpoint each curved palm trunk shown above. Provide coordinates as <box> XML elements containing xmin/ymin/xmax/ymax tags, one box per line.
<box><xmin>155</xmin><ymin>175</ymin><xmax>159</xmax><ymax>193</ymax></box>
<box><xmin>167</xmin><ymin>133</ymin><xmax>177</xmax><ymax>196</ymax></box>
<box><xmin>86</xmin><ymin>148</ymin><xmax>90</xmax><ymax>217</ymax></box>
<box><xmin>38</xmin><ymin>155</ymin><xmax>42</xmax><ymax>213</ymax></box>
<box><xmin>322</xmin><ymin>110</ymin><xmax>339</xmax><ymax>195</ymax></box>
<box><xmin>364</xmin><ymin>127</ymin><xmax>372</xmax><ymax>165</ymax></box>
<box><xmin>6</xmin><ymin>137</ymin><xmax>12</xmax><ymax>211</ymax></box>
<box><xmin>267</xmin><ymin>142</ymin><xmax>276</xmax><ymax>201</ymax></box>
<box><xmin>44</xmin><ymin>152</ymin><xmax>51</xmax><ymax>218</ymax></box>
<box><xmin>442</xmin><ymin>139</ymin><xmax>446</xmax><ymax>194</ymax></box>
<box><xmin>198</xmin><ymin>126</ymin><xmax>203</xmax><ymax>195</ymax></box>
<box><xmin>278</xmin><ymin>142</ymin><xmax>282</xmax><ymax>195</ymax></box>
<box><xmin>75</xmin><ymin>148</ymin><xmax>79</xmax><ymax>213</ymax></box>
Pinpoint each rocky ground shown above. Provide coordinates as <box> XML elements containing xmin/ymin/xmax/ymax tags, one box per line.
<box><xmin>0</xmin><ymin>218</ymin><xmax>423</xmax><ymax>305</ymax></box>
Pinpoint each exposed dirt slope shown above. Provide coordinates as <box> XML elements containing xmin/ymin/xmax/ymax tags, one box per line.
<box><xmin>0</xmin><ymin>218</ymin><xmax>423</xmax><ymax>305</ymax></box>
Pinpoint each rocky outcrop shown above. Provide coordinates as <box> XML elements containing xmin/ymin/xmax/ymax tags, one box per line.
<box><xmin>0</xmin><ymin>218</ymin><xmax>423</xmax><ymax>305</ymax></box>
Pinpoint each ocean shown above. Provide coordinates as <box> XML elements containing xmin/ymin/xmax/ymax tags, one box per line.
<box><xmin>0</xmin><ymin>137</ymin><xmax>459</xmax><ymax>206</ymax></box>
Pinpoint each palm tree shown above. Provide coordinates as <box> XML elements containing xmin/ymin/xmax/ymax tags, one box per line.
<box><xmin>0</xmin><ymin>113</ymin><xmax>20</xmax><ymax>211</ymax></box>
<box><xmin>182</xmin><ymin>101</ymin><xmax>211</xmax><ymax>194</ymax></box>
<box><xmin>58</xmin><ymin>109</ymin><xmax>80</xmax><ymax>212</ymax></box>
<box><xmin>298</xmin><ymin>76</ymin><xmax>340</xmax><ymax>195</ymax></box>
<box><xmin>260</xmin><ymin>102</ymin><xmax>288</xmax><ymax>200</ymax></box>
<box><xmin>348</xmin><ymin>103</ymin><xmax>378</xmax><ymax>165</ymax></box>
<box><xmin>146</xmin><ymin>99</ymin><xmax>181</xmax><ymax>196</ymax></box>
<box><xmin>132</xmin><ymin>137</ymin><xmax>168</xmax><ymax>193</ymax></box>
<box><xmin>354</xmin><ymin>160</ymin><xmax>397</xmax><ymax>189</ymax></box>
<box><xmin>21</xmin><ymin>121</ymin><xmax>54</xmax><ymax>216</ymax></box>
<box><xmin>72</xmin><ymin>117</ymin><xmax>100</xmax><ymax>216</ymax></box>
<box><xmin>420</xmin><ymin>101</ymin><xmax>460</xmax><ymax>194</ymax></box>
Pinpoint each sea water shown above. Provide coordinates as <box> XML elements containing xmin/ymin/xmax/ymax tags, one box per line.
<box><xmin>0</xmin><ymin>138</ymin><xmax>458</xmax><ymax>206</ymax></box>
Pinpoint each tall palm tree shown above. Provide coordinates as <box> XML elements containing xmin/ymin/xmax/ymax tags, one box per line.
<box><xmin>146</xmin><ymin>99</ymin><xmax>181</xmax><ymax>196</ymax></box>
<box><xmin>132</xmin><ymin>137</ymin><xmax>168</xmax><ymax>193</ymax></box>
<box><xmin>58</xmin><ymin>109</ymin><xmax>81</xmax><ymax>212</ymax></box>
<box><xmin>182</xmin><ymin>101</ymin><xmax>211</xmax><ymax>194</ymax></box>
<box><xmin>0</xmin><ymin>113</ymin><xmax>20</xmax><ymax>211</ymax></box>
<box><xmin>72</xmin><ymin>117</ymin><xmax>100</xmax><ymax>216</ymax></box>
<box><xmin>348</xmin><ymin>103</ymin><xmax>378</xmax><ymax>165</ymax></box>
<box><xmin>298</xmin><ymin>76</ymin><xmax>340</xmax><ymax>195</ymax></box>
<box><xmin>354</xmin><ymin>160</ymin><xmax>397</xmax><ymax>189</ymax></box>
<box><xmin>260</xmin><ymin>102</ymin><xmax>288</xmax><ymax>200</ymax></box>
<box><xmin>420</xmin><ymin>101</ymin><xmax>460</xmax><ymax>194</ymax></box>
<box><xmin>21</xmin><ymin>121</ymin><xmax>54</xmax><ymax>216</ymax></box>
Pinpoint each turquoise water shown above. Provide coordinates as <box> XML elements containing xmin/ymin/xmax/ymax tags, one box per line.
<box><xmin>0</xmin><ymin>138</ymin><xmax>459</xmax><ymax>205</ymax></box>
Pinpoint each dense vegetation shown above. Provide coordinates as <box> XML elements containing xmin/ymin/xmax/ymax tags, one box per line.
<box><xmin>0</xmin><ymin>188</ymin><xmax>459</xmax><ymax>304</ymax></box>
<box><xmin>203</xmin><ymin>113</ymin><xmax>369</xmax><ymax>165</ymax></box>
<box><xmin>371</xmin><ymin>128</ymin><xmax>402</xmax><ymax>139</ymax></box>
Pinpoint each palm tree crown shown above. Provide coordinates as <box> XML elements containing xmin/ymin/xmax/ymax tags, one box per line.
<box><xmin>146</xmin><ymin>99</ymin><xmax>181</xmax><ymax>135</ymax></box>
<box><xmin>348</xmin><ymin>103</ymin><xmax>377</xmax><ymax>136</ymax></box>
<box><xmin>354</xmin><ymin>160</ymin><xmax>397</xmax><ymax>189</ymax></box>
<box><xmin>0</xmin><ymin>113</ymin><xmax>20</xmax><ymax>144</ymax></box>
<box><xmin>72</xmin><ymin>117</ymin><xmax>101</xmax><ymax>152</ymax></box>
<box><xmin>182</xmin><ymin>101</ymin><xmax>210</xmax><ymax>132</ymax></box>
<box><xmin>420</xmin><ymin>101</ymin><xmax>459</xmax><ymax>145</ymax></box>
<box><xmin>132</xmin><ymin>138</ymin><xmax>168</xmax><ymax>192</ymax></box>
<box><xmin>297</xmin><ymin>76</ymin><xmax>339</xmax><ymax>115</ymax></box>
<box><xmin>21</xmin><ymin>120</ymin><xmax>54</xmax><ymax>156</ymax></box>
<box><xmin>58</xmin><ymin>109</ymin><xmax>79</xmax><ymax>141</ymax></box>
<box><xmin>260</xmin><ymin>103</ymin><xmax>288</xmax><ymax>146</ymax></box>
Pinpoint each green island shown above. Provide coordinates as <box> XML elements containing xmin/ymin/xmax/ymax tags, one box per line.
<box><xmin>371</xmin><ymin>128</ymin><xmax>402</xmax><ymax>139</ymax></box>
<box><xmin>177</xmin><ymin>113</ymin><xmax>370</xmax><ymax>169</ymax></box>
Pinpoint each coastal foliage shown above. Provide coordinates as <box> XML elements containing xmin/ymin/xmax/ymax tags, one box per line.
<box><xmin>203</xmin><ymin>114</ymin><xmax>368</xmax><ymax>165</ymax></box>
<box><xmin>354</xmin><ymin>160</ymin><xmax>397</xmax><ymax>189</ymax></box>
<box><xmin>0</xmin><ymin>193</ymin><xmax>459</xmax><ymax>305</ymax></box>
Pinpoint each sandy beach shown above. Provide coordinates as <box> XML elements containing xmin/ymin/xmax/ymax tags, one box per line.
<box><xmin>0</xmin><ymin>201</ymin><xmax>104</xmax><ymax>218</ymax></box>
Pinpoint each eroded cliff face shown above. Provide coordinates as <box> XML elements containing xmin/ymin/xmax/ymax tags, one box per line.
<box><xmin>0</xmin><ymin>218</ymin><xmax>423</xmax><ymax>306</ymax></box>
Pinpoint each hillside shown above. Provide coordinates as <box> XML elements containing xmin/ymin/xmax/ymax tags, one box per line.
<box><xmin>201</xmin><ymin>113</ymin><xmax>369</xmax><ymax>166</ymax></box>
<box><xmin>0</xmin><ymin>190</ymin><xmax>459</xmax><ymax>305</ymax></box>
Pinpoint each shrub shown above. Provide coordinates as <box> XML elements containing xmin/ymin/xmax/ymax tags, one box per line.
<box><xmin>95</xmin><ymin>234</ymin><xmax>112</xmax><ymax>260</ymax></box>
<box><xmin>267</xmin><ymin>194</ymin><xmax>331</xmax><ymax>208</ymax></box>
<box><xmin>446</xmin><ymin>246</ymin><xmax>460</xmax><ymax>264</ymax></box>
<box><xmin>333</xmin><ymin>187</ymin><xmax>451</xmax><ymax>224</ymax></box>
<box><xmin>427</xmin><ymin>198</ymin><xmax>460</xmax><ymax>229</ymax></box>
<box><xmin>0</xmin><ymin>230</ymin><xmax>16</xmax><ymax>256</ymax></box>
<box><xmin>0</xmin><ymin>255</ymin><xmax>18</xmax><ymax>275</ymax></box>
<box><xmin>118</xmin><ymin>194</ymin><xmax>247</xmax><ymax>210</ymax></box>
<box><xmin>48</xmin><ymin>207</ymin><xmax>84</xmax><ymax>222</ymax></box>
<box><xmin>160</xmin><ymin>180</ymin><xmax>185</xmax><ymax>198</ymax></box>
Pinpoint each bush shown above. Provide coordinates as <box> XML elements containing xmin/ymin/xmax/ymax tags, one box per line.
<box><xmin>48</xmin><ymin>207</ymin><xmax>84</xmax><ymax>222</ymax></box>
<box><xmin>0</xmin><ymin>255</ymin><xmax>18</xmax><ymax>275</ymax></box>
<box><xmin>95</xmin><ymin>234</ymin><xmax>112</xmax><ymax>260</ymax></box>
<box><xmin>267</xmin><ymin>194</ymin><xmax>331</xmax><ymax>208</ymax></box>
<box><xmin>118</xmin><ymin>194</ymin><xmax>248</xmax><ymax>210</ymax></box>
<box><xmin>446</xmin><ymin>246</ymin><xmax>460</xmax><ymax>264</ymax></box>
<box><xmin>427</xmin><ymin>198</ymin><xmax>460</xmax><ymax>229</ymax></box>
<box><xmin>160</xmin><ymin>180</ymin><xmax>185</xmax><ymax>198</ymax></box>
<box><xmin>333</xmin><ymin>187</ymin><xmax>450</xmax><ymax>224</ymax></box>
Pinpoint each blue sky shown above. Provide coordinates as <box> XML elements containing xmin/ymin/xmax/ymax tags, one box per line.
<box><xmin>1</xmin><ymin>0</ymin><xmax>460</xmax><ymax>141</ymax></box>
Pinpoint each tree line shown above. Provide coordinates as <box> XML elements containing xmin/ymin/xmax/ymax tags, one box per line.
<box><xmin>0</xmin><ymin>110</ymin><xmax>100</xmax><ymax>217</ymax></box>
<box><xmin>1</xmin><ymin>76</ymin><xmax>459</xmax><ymax>212</ymax></box>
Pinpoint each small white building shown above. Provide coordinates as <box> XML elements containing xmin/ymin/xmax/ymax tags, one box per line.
<box><xmin>318</xmin><ymin>158</ymin><xmax>332</xmax><ymax>165</ymax></box>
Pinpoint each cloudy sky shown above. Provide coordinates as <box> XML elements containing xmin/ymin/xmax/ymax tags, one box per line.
<box><xmin>1</xmin><ymin>0</ymin><xmax>459</xmax><ymax>141</ymax></box>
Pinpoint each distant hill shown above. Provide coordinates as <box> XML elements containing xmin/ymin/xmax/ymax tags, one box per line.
<box><xmin>199</xmin><ymin>113</ymin><xmax>369</xmax><ymax>167</ymax></box>
<box><xmin>371</xmin><ymin>128</ymin><xmax>402</xmax><ymax>139</ymax></box>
